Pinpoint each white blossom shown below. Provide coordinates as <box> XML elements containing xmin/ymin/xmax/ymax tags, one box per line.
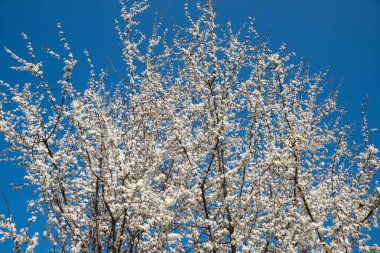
<box><xmin>0</xmin><ymin>0</ymin><xmax>379</xmax><ymax>252</ymax></box>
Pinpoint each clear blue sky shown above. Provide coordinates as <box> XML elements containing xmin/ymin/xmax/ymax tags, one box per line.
<box><xmin>0</xmin><ymin>0</ymin><xmax>379</xmax><ymax>250</ymax></box>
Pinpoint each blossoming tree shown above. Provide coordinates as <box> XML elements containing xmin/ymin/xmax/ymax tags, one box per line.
<box><xmin>0</xmin><ymin>0</ymin><xmax>379</xmax><ymax>252</ymax></box>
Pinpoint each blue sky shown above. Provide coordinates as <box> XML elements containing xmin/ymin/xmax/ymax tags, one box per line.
<box><xmin>0</xmin><ymin>0</ymin><xmax>379</xmax><ymax>250</ymax></box>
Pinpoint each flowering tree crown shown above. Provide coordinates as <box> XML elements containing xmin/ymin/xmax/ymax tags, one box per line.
<box><xmin>0</xmin><ymin>0</ymin><xmax>379</xmax><ymax>252</ymax></box>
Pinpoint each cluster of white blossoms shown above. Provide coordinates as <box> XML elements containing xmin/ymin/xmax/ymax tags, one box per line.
<box><xmin>0</xmin><ymin>0</ymin><xmax>379</xmax><ymax>252</ymax></box>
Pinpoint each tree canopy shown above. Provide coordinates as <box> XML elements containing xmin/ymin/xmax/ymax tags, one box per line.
<box><xmin>0</xmin><ymin>0</ymin><xmax>379</xmax><ymax>252</ymax></box>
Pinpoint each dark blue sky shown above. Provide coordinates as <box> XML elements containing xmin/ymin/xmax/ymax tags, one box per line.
<box><xmin>0</xmin><ymin>0</ymin><xmax>379</xmax><ymax>250</ymax></box>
